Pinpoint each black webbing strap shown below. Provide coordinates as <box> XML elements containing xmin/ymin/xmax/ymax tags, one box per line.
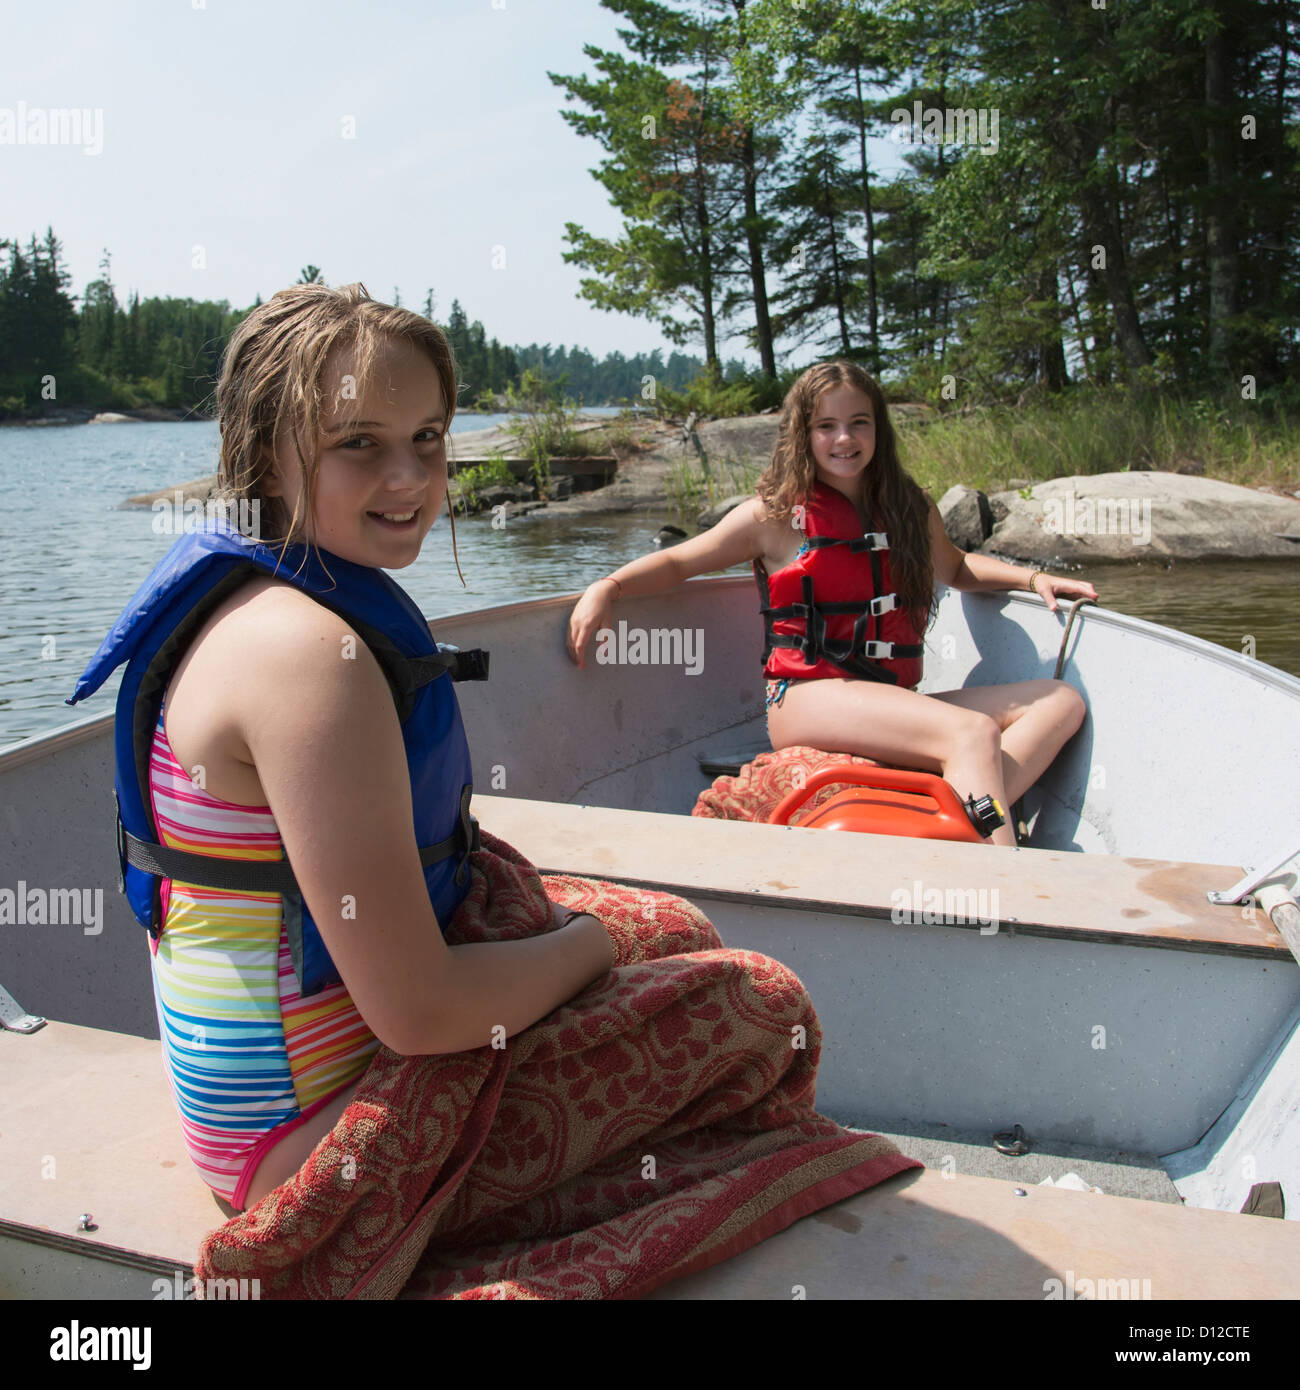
<box><xmin>804</xmin><ymin>532</ymin><xmax>890</xmax><ymax>554</ymax></box>
<box><xmin>760</xmin><ymin>629</ymin><xmax>923</xmax><ymax>679</ymax></box>
<box><xmin>120</xmin><ymin>811</ymin><xmax>478</xmax><ymax>895</ymax></box>
<box><xmin>799</xmin><ymin>575</ymin><xmax>821</xmax><ymax>665</ymax></box>
<box><xmin>868</xmin><ymin>547</ymin><xmax>884</xmax><ymax>646</ymax></box>
<box><xmin>763</xmin><ymin>597</ymin><xmax>898</xmax><ymax>620</ymax></box>
<box><xmin>851</xmin><ymin>610</ymin><xmax>872</xmax><ymax>668</ymax></box>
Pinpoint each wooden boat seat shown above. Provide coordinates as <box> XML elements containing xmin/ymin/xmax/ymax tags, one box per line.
<box><xmin>2</xmin><ymin>1020</ymin><xmax>1296</xmax><ymax>1299</ymax></box>
<box><xmin>476</xmin><ymin>795</ymin><xmax>1291</xmax><ymax>959</ymax></box>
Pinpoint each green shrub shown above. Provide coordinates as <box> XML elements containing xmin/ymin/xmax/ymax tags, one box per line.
<box><xmin>451</xmin><ymin>452</ymin><xmax>521</xmax><ymax>513</ymax></box>
<box><xmin>502</xmin><ymin>368</ymin><xmax>586</xmax><ymax>494</ymax></box>
<box><xmin>658</xmin><ymin>370</ymin><xmax>758</xmax><ymax>421</ymax></box>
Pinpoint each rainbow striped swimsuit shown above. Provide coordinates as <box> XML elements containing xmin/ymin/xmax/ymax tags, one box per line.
<box><xmin>145</xmin><ymin>702</ymin><xmax>380</xmax><ymax>1210</ymax></box>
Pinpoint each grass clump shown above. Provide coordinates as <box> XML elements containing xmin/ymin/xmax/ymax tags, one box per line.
<box><xmin>666</xmin><ymin>452</ymin><xmax>764</xmax><ymax>517</ymax></box>
<box><xmin>451</xmin><ymin>450</ymin><xmax>516</xmax><ymax>513</ymax></box>
<box><xmin>894</xmin><ymin>385</ymin><xmax>1300</xmax><ymax>496</ymax></box>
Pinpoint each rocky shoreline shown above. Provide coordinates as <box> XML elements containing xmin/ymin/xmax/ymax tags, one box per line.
<box><xmin>0</xmin><ymin>405</ymin><xmax>198</xmax><ymax>426</ymax></box>
<box><xmin>0</xmin><ymin>404</ymin><xmax>517</xmax><ymax>427</ymax></box>
<box><xmin>113</xmin><ymin>410</ymin><xmax>1300</xmax><ymax>563</ymax></box>
<box><xmin>459</xmin><ymin>413</ymin><xmax>1300</xmax><ymax>563</ymax></box>
<box><xmin>937</xmin><ymin>474</ymin><xmax>1300</xmax><ymax>563</ymax></box>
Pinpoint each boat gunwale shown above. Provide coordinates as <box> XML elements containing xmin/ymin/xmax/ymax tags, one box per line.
<box><xmin>6</xmin><ymin>574</ymin><xmax>1299</xmax><ymax>774</ymax></box>
<box><xmin>0</xmin><ymin>709</ymin><xmax>113</xmax><ymax>772</ymax></box>
<box><xmin>423</xmin><ymin>572</ymin><xmax>1300</xmax><ymax>699</ymax></box>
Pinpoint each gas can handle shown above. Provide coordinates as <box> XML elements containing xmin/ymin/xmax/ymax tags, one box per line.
<box><xmin>768</xmin><ymin>762</ymin><xmax>965</xmax><ymax>826</ymax></box>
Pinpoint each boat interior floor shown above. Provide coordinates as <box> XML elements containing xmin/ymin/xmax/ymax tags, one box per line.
<box><xmin>852</xmin><ymin>1119</ymin><xmax>1181</xmax><ymax>1205</ymax></box>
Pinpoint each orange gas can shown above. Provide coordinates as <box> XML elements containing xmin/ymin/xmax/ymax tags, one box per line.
<box><xmin>767</xmin><ymin>764</ymin><xmax>1004</xmax><ymax>843</ymax></box>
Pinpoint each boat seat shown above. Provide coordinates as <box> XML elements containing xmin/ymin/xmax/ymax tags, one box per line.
<box><xmin>695</xmin><ymin>734</ymin><xmax>772</xmax><ymax>779</ymax></box>
<box><xmin>2</xmin><ymin>1020</ymin><xmax>1296</xmax><ymax>1299</ymax></box>
<box><xmin>0</xmin><ymin>1021</ymin><xmax>223</xmax><ymax>1295</ymax></box>
<box><xmin>476</xmin><ymin>796</ymin><xmax>1291</xmax><ymax>959</ymax></box>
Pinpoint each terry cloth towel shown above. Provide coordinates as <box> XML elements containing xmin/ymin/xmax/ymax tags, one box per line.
<box><xmin>193</xmin><ymin>828</ymin><xmax>918</xmax><ymax>1300</ymax></box>
<box><xmin>692</xmin><ymin>745</ymin><xmax>883</xmax><ymax>825</ymax></box>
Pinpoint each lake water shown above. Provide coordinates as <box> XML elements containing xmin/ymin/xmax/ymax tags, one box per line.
<box><xmin>1</xmin><ymin>418</ymin><xmax>1296</xmax><ymax>752</ymax></box>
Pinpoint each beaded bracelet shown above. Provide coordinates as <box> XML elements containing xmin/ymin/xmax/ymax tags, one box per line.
<box><xmin>1026</xmin><ymin>570</ymin><xmax>1046</xmax><ymax>592</ymax></box>
<box><xmin>597</xmin><ymin>575</ymin><xmax>622</xmax><ymax>598</ymax></box>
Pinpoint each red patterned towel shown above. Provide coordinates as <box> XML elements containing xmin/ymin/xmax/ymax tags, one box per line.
<box><xmin>193</xmin><ymin>828</ymin><xmax>918</xmax><ymax>1299</ymax></box>
<box><xmin>693</xmin><ymin>745</ymin><xmax>882</xmax><ymax>825</ymax></box>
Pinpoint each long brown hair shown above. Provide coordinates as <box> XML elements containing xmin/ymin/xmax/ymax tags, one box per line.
<box><xmin>756</xmin><ymin>361</ymin><xmax>934</xmax><ymax>630</ymax></box>
<box><xmin>213</xmin><ymin>281</ymin><xmax>464</xmax><ymax>578</ymax></box>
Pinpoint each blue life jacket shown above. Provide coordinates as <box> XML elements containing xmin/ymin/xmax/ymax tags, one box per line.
<box><xmin>66</xmin><ymin>520</ymin><xmax>486</xmax><ymax>998</ymax></box>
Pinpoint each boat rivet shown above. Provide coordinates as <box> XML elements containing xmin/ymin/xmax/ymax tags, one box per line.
<box><xmin>1013</xmin><ymin>1189</ymin><xmax>1028</xmax><ymax>1197</ymax></box>
<box><xmin>77</xmin><ymin>1213</ymin><xmax>98</xmax><ymax>1231</ymax></box>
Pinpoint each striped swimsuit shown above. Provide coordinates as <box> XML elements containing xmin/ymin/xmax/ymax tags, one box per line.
<box><xmin>145</xmin><ymin>701</ymin><xmax>380</xmax><ymax>1210</ymax></box>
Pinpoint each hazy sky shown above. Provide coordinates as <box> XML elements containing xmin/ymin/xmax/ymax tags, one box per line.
<box><xmin>6</xmin><ymin>0</ymin><xmax>905</xmax><ymax>366</ymax></box>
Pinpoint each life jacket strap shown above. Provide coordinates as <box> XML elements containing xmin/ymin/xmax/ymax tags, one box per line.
<box><xmin>761</xmin><ymin>631</ymin><xmax>924</xmax><ymax>671</ymax></box>
<box><xmin>805</xmin><ymin>532</ymin><xmax>890</xmax><ymax>553</ymax></box>
<box><xmin>117</xmin><ymin>806</ymin><xmax>478</xmax><ymax>897</ymax></box>
<box><xmin>757</xmin><ymin>572</ymin><xmax>922</xmax><ymax>683</ymax></box>
<box><xmin>762</xmin><ymin>593</ymin><xmax>898</xmax><ymax>619</ymax></box>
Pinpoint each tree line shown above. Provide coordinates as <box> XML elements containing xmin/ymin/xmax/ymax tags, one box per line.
<box><xmin>551</xmin><ymin>0</ymin><xmax>1298</xmax><ymax>398</ymax></box>
<box><xmin>5</xmin><ymin>0</ymin><xmax>1294</xmax><ymax>419</ymax></box>
<box><xmin>0</xmin><ymin>244</ymin><xmax>727</xmax><ymax>419</ymax></box>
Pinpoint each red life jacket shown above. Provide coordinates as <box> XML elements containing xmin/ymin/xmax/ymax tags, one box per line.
<box><xmin>754</xmin><ymin>480</ymin><xmax>925</xmax><ymax>689</ymax></box>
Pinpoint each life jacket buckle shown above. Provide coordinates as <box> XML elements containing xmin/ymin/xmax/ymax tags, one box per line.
<box><xmin>863</xmin><ymin>531</ymin><xmax>889</xmax><ymax>550</ymax></box>
<box><xmin>863</xmin><ymin>640</ymin><xmax>895</xmax><ymax>659</ymax></box>
<box><xmin>869</xmin><ymin>593</ymin><xmax>898</xmax><ymax>617</ymax></box>
<box><xmin>442</xmin><ymin>646</ymin><xmax>490</xmax><ymax>682</ymax></box>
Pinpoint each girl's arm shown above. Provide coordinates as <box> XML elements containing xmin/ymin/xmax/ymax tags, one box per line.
<box><xmin>926</xmin><ymin>502</ymin><xmax>1098</xmax><ymax>614</ymax></box>
<box><xmin>566</xmin><ymin>497</ymin><xmax>769</xmax><ymax>666</ymax></box>
<box><xmin>236</xmin><ymin>587</ymin><xmax>612</xmax><ymax>1057</ymax></box>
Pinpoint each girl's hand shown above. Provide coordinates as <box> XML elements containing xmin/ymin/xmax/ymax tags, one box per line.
<box><xmin>566</xmin><ymin>581</ymin><xmax>615</xmax><ymax>668</ymax></box>
<box><xmin>1031</xmin><ymin>572</ymin><xmax>1099</xmax><ymax>615</ymax></box>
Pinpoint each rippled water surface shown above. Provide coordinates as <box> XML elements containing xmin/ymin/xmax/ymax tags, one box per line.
<box><xmin>0</xmin><ymin>416</ymin><xmax>646</xmax><ymax>750</ymax></box>
<box><xmin>1</xmin><ymin>419</ymin><xmax>1296</xmax><ymax>751</ymax></box>
<box><xmin>1064</xmin><ymin>561</ymin><xmax>1299</xmax><ymax>681</ymax></box>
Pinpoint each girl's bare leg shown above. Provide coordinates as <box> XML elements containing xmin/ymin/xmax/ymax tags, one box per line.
<box><xmin>241</xmin><ymin>1076</ymin><xmax>365</xmax><ymax>1210</ymax></box>
<box><xmin>927</xmin><ymin>679</ymin><xmax>1086</xmax><ymax>806</ymax></box>
<box><xmin>767</xmin><ymin>678</ymin><xmax>1019</xmax><ymax>846</ymax></box>
<box><xmin>767</xmin><ymin>678</ymin><xmax>1086</xmax><ymax>848</ymax></box>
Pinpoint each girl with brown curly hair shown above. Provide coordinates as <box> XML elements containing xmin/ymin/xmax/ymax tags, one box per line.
<box><xmin>567</xmin><ymin>361</ymin><xmax>1096</xmax><ymax>847</ymax></box>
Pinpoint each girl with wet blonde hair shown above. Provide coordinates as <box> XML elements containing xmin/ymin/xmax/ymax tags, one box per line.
<box><xmin>73</xmin><ymin>296</ymin><xmax>920</xmax><ymax>1273</ymax></box>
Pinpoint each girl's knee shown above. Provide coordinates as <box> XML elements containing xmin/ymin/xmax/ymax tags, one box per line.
<box><xmin>951</xmin><ymin>709</ymin><xmax>1001</xmax><ymax>761</ymax></box>
<box><xmin>1053</xmin><ymin>681</ymin><xmax>1087</xmax><ymax>733</ymax></box>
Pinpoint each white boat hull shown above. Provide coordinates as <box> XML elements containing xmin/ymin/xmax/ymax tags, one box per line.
<box><xmin>2</xmin><ymin>577</ymin><xmax>1297</xmax><ymax>1233</ymax></box>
